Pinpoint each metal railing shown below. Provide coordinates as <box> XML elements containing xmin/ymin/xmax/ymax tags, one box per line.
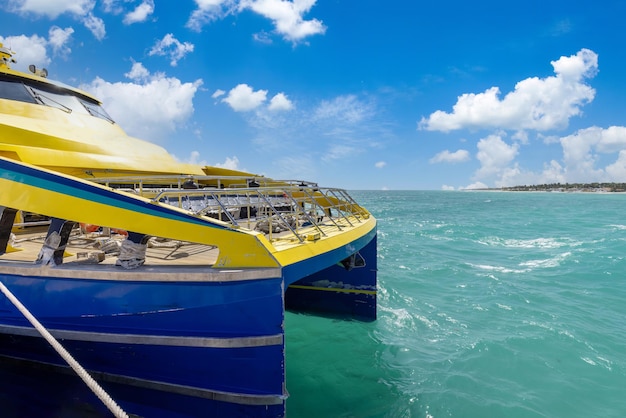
<box><xmin>89</xmin><ymin>175</ymin><xmax>368</xmax><ymax>243</ymax></box>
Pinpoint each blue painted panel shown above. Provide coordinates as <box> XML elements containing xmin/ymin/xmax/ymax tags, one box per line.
<box><xmin>0</xmin><ymin>356</ymin><xmax>285</xmax><ymax>417</ymax></box>
<box><xmin>0</xmin><ymin>274</ymin><xmax>284</xmax><ymax>337</ymax></box>
<box><xmin>282</xmin><ymin>224</ymin><xmax>377</xmax><ymax>286</ymax></box>
<box><xmin>0</xmin><ymin>272</ymin><xmax>287</xmax><ymax>414</ymax></box>
<box><xmin>0</xmin><ymin>333</ymin><xmax>284</xmax><ymax>396</ymax></box>
<box><xmin>285</xmin><ymin>234</ymin><xmax>378</xmax><ymax>319</ymax></box>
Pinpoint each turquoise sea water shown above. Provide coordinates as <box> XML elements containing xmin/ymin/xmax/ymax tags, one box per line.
<box><xmin>285</xmin><ymin>190</ymin><xmax>626</xmax><ymax>418</ymax></box>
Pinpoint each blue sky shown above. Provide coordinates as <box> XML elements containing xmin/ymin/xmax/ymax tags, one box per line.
<box><xmin>1</xmin><ymin>1</ymin><xmax>626</xmax><ymax>190</ymax></box>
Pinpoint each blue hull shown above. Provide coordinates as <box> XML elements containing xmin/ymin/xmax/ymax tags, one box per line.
<box><xmin>0</xmin><ymin>270</ymin><xmax>286</xmax><ymax>416</ymax></box>
<box><xmin>0</xmin><ymin>226</ymin><xmax>376</xmax><ymax>417</ymax></box>
<box><xmin>0</xmin><ymin>356</ymin><xmax>284</xmax><ymax>417</ymax></box>
<box><xmin>286</xmin><ymin>234</ymin><xmax>377</xmax><ymax>320</ymax></box>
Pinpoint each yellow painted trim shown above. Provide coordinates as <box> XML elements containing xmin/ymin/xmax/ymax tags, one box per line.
<box><xmin>0</xmin><ymin>174</ymin><xmax>279</xmax><ymax>269</ymax></box>
<box><xmin>270</xmin><ymin>216</ymin><xmax>377</xmax><ymax>267</ymax></box>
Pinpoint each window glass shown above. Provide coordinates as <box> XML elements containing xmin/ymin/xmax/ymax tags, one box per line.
<box><xmin>0</xmin><ymin>79</ymin><xmax>37</xmax><ymax>103</ymax></box>
<box><xmin>0</xmin><ymin>77</ymin><xmax>115</xmax><ymax>123</ymax></box>
<box><xmin>28</xmin><ymin>85</ymin><xmax>90</xmax><ymax>115</ymax></box>
<box><xmin>79</xmin><ymin>98</ymin><xmax>115</xmax><ymax>123</ymax></box>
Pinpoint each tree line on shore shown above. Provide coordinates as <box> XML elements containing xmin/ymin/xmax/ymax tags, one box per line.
<box><xmin>496</xmin><ymin>183</ymin><xmax>626</xmax><ymax>192</ymax></box>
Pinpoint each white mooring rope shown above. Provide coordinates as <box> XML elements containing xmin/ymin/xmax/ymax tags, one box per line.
<box><xmin>0</xmin><ymin>280</ymin><xmax>130</xmax><ymax>418</ymax></box>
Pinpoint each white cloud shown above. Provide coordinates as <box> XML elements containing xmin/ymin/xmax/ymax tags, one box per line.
<box><xmin>605</xmin><ymin>150</ymin><xmax>626</xmax><ymax>180</ymax></box>
<box><xmin>222</xmin><ymin>84</ymin><xmax>268</xmax><ymax>111</ymax></box>
<box><xmin>375</xmin><ymin>161</ymin><xmax>386</xmax><ymax>169</ymax></box>
<box><xmin>48</xmin><ymin>26</ymin><xmax>74</xmax><ymax>57</ymax></box>
<box><xmin>539</xmin><ymin>160</ymin><xmax>566</xmax><ymax>184</ymax></box>
<box><xmin>0</xmin><ymin>34</ymin><xmax>50</xmax><ymax>71</ymax></box>
<box><xmin>124</xmin><ymin>61</ymin><xmax>151</xmax><ymax>81</ymax></box>
<box><xmin>420</xmin><ymin>49</ymin><xmax>598</xmax><ymax>132</ymax></box>
<box><xmin>474</xmin><ymin>134</ymin><xmax>519</xmax><ymax>179</ymax></box>
<box><xmin>314</xmin><ymin>95</ymin><xmax>373</xmax><ymax>124</ymax></box>
<box><xmin>242</xmin><ymin>0</ymin><xmax>326</xmax><ymax>43</ymax></box>
<box><xmin>102</xmin><ymin>0</ymin><xmax>122</xmax><ymax>14</ymax></box>
<box><xmin>467</xmin><ymin>125</ymin><xmax>626</xmax><ymax>188</ymax></box>
<box><xmin>215</xmin><ymin>156</ymin><xmax>241</xmax><ymax>170</ymax></box>
<box><xmin>187</xmin><ymin>0</ymin><xmax>236</xmax><ymax>31</ymax></box>
<box><xmin>212</xmin><ymin>89</ymin><xmax>226</xmax><ymax>99</ymax></box>
<box><xmin>187</xmin><ymin>0</ymin><xmax>325</xmax><ymax>43</ymax></box>
<box><xmin>441</xmin><ymin>185</ymin><xmax>456</xmax><ymax>191</ymax></box>
<box><xmin>7</xmin><ymin>1</ymin><xmax>105</xmax><ymax>40</ymax></box>
<box><xmin>462</xmin><ymin>182</ymin><xmax>488</xmax><ymax>190</ymax></box>
<box><xmin>268</xmin><ymin>92</ymin><xmax>294</xmax><ymax>111</ymax></box>
<box><xmin>82</xmin><ymin>13</ymin><xmax>106</xmax><ymax>40</ymax></box>
<box><xmin>149</xmin><ymin>34</ymin><xmax>194</xmax><ymax>67</ymax></box>
<box><xmin>80</xmin><ymin>64</ymin><xmax>203</xmax><ymax>143</ymax></box>
<box><xmin>430</xmin><ymin>149</ymin><xmax>470</xmax><ymax>164</ymax></box>
<box><xmin>558</xmin><ymin>126</ymin><xmax>626</xmax><ymax>182</ymax></box>
<box><xmin>8</xmin><ymin>0</ymin><xmax>95</xmax><ymax>19</ymax></box>
<box><xmin>184</xmin><ymin>150</ymin><xmax>208</xmax><ymax>166</ymax></box>
<box><xmin>123</xmin><ymin>0</ymin><xmax>154</xmax><ymax>24</ymax></box>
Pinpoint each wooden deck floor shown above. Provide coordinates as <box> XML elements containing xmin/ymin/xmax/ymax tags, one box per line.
<box><xmin>4</xmin><ymin>227</ymin><xmax>219</xmax><ymax>267</ymax></box>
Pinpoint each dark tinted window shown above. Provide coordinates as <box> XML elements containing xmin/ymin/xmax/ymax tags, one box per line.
<box><xmin>0</xmin><ymin>79</ymin><xmax>37</xmax><ymax>103</ymax></box>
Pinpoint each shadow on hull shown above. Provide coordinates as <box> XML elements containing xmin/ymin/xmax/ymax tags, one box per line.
<box><xmin>285</xmin><ymin>235</ymin><xmax>377</xmax><ymax>321</ymax></box>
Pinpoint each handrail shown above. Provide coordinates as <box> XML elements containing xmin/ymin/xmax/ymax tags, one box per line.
<box><xmin>89</xmin><ymin>176</ymin><xmax>364</xmax><ymax>242</ymax></box>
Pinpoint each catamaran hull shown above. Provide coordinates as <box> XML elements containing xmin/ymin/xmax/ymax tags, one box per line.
<box><xmin>286</xmin><ymin>233</ymin><xmax>377</xmax><ymax>319</ymax></box>
<box><xmin>0</xmin><ymin>270</ymin><xmax>286</xmax><ymax>417</ymax></box>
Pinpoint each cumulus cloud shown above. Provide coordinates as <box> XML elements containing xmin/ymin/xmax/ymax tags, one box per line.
<box><xmin>82</xmin><ymin>13</ymin><xmax>106</xmax><ymax>40</ymax></box>
<box><xmin>123</xmin><ymin>0</ymin><xmax>154</xmax><ymax>24</ymax></box>
<box><xmin>186</xmin><ymin>0</ymin><xmax>236</xmax><ymax>31</ymax></box>
<box><xmin>222</xmin><ymin>84</ymin><xmax>268</xmax><ymax>111</ymax></box>
<box><xmin>1</xmin><ymin>29</ymin><xmax>76</xmax><ymax>68</ymax></box>
<box><xmin>124</xmin><ymin>61</ymin><xmax>150</xmax><ymax>81</ymax></box>
<box><xmin>184</xmin><ymin>150</ymin><xmax>208</xmax><ymax>166</ymax></box>
<box><xmin>268</xmin><ymin>93</ymin><xmax>294</xmax><ymax>111</ymax></box>
<box><xmin>149</xmin><ymin>34</ymin><xmax>194</xmax><ymax>66</ymax></box>
<box><xmin>243</xmin><ymin>0</ymin><xmax>326</xmax><ymax>43</ymax></box>
<box><xmin>48</xmin><ymin>26</ymin><xmax>74</xmax><ymax>56</ymax></box>
<box><xmin>430</xmin><ymin>149</ymin><xmax>470</xmax><ymax>164</ymax></box>
<box><xmin>605</xmin><ymin>150</ymin><xmax>626</xmax><ymax>180</ymax></box>
<box><xmin>215</xmin><ymin>156</ymin><xmax>241</xmax><ymax>170</ymax></box>
<box><xmin>80</xmin><ymin>63</ymin><xmax>203</xmax><ymax>143</ymax></box>
<box><xmin>462</xmin><ymin>181</ymin><xmax>488</xmax><ymax>190</ymax></box>
<box><xmin>474</xmin><ymin>134</ymin><xmax>519</xmax><ymax>180</ymax></box>
<box><xmin>375</xmin><ymin>161</ymin><xmax>386</xmax><ymax>168</ymax></box>
<box><xmin>558</xmin><ymin>126</ymin><xmax>626</xmax><ymax>182</ymax></box>
<box><xmin>420</xmin><ymin>49</ymin><xmax>598</xmax><ymax>132</ymax></box>
<box><xmin>187</xmin><ymin>0</ymin><xmax>325</xmax><ymax>43</ymax></box>
<box><xmin>7</xmin><ymin>0</ymin><xmax>95</xmax><ymax>19</ymax></box>
<box><xmin>6</xmin><ymin>1</ymin><xmax>106</xmax><ymax>40</ymax></box>
<box><xmin>0</xmin><ymin>34</ymin><xmax>50</xmax><ymax>71</ymax></box>
<box><xmin>460</xmin><ymin>125</ymin><xmax>626</xmax><ymax>188</ymax></box>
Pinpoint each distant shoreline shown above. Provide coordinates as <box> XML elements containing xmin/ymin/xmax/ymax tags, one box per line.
<box><xmin>474</xmin><ymin>183</ymin><xmax>626</xmax><ymax>193</ymax></box>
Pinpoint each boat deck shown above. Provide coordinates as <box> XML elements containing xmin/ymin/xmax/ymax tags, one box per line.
<box><xmin>4</xmin><ymin>226</ymin><xmax>219</xmax><ymax>267</ymax></box>
<box><xmin>1</xmin><ymin>226</ymin><xmax>286</xmax><ymax>282</ymax></box>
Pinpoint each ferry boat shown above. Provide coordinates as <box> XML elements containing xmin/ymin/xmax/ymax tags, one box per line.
<box><xmin>0</xmin><ymin>43</ymin><xmax>377</xmax><ymax>417</ymax></box>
